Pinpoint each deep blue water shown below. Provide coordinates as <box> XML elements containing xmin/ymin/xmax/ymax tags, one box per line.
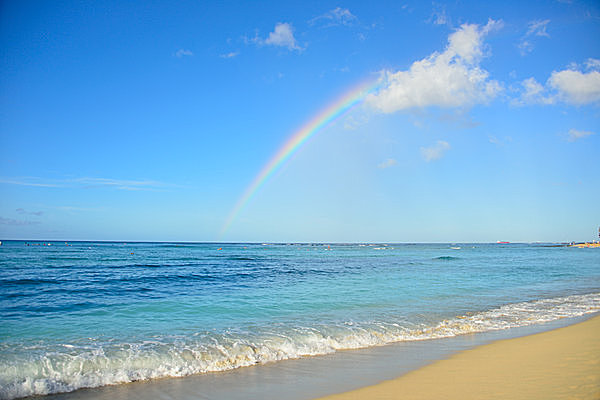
<box><xmin>0</xmin><ymin>241</ymin><xmax>599</xmax><ymax>399</ymax></box>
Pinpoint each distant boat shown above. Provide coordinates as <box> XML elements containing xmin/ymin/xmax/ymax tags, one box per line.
<box><xmin>497</xmin><ymin>241</ymin><xmax>510</xmax><ymax>244</ymax></box>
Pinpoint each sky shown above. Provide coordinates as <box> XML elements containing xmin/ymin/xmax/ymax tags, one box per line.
<box><xmin>0</xmin><ymin>0</ymin><xmax>599</xmax><ymax>243</ymax></box>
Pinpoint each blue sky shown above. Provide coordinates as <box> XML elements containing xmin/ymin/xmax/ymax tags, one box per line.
<box><xmin>1</xmin><ymin>0</ymin><xmax>599</xmax><ymax>242</ymax></box>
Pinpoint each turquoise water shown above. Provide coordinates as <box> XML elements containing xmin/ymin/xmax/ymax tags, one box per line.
<box><xmin>0</xmin><ymin>241</ymin><xmax>599</xmax><ymax>399</ymax></box>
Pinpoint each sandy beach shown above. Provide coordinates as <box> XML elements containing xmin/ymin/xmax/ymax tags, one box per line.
<box><xmin>316</xmin><ymin>314</ymin><xmax>600</xmax><ymax>400</ymax></box>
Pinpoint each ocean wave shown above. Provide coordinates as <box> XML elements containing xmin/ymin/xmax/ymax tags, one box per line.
<box><xmin>433</xmin><ymin>256</ymin><xmax>460</xmax><ymax>261</ymax></box>
<box><xmin>1</xmin><ymin>292</ymin><xmax>599</xmax><ymax>399</ymax></box>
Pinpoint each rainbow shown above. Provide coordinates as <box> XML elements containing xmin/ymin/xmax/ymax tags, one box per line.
<box><xmin>220</xmin><ymin>78</ymin><xmax>380</xmax><ymax>235</ymax></box>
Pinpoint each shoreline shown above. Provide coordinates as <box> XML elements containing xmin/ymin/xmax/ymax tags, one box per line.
<box><xmin>36</xmin><ymin>314</ymin><xmax>598</xmax><ymax>400</ymax></box>
<box><xmin>315</xmin><ymin>314</ymin><xmax>600</xmax><ymax>400</ymax></box>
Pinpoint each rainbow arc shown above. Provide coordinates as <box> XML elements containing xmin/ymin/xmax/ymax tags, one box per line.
<box><xmin>220</xmin><ymin>79</ymin><xmax>380</xmax><ymax>235</ymax></box>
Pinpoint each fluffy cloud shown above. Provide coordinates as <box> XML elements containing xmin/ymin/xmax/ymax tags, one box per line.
<box><xmin>367</xmin><ymin>20</ymin><xmax>502</xmax><ymax>113</ymax></box>
<box><xmin>513</xmin><ymin>77</ymin><xmax>554</xmax><ymax>105</ymax></box>
<box><xmin>421</xmin><ymin>141</ymin><xmax>451</xmax><ymax>162</ymax></box>
<box><xmin>515</xmin><ymin>59</ymin><xmax>600</xmax><ymax>105</ymax></box>
<box><xmin>549</xmin><ymin>67</ymin><xmax>600</xmax><ymax>105</ymax></box>
<box><xmin>567</xmin><ymin>129</ymin><xmax>595</xmax><ymax>142</ymax></box>
<box><xmin>264</xmin><ymin>23</ymin><xmax>301</xmax><ymax>51</ymax></box>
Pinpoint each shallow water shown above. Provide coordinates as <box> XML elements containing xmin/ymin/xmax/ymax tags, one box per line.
<box><xmin>1</xmin><ymin>241</ymin><xmax>599</xmax><ymax>399</ymax></box>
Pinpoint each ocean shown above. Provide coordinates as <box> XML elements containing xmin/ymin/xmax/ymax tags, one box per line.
<box><xmin>0</xmin><ymin>241</ymin><xmax>598</xmax><ymax>399</ymax></box>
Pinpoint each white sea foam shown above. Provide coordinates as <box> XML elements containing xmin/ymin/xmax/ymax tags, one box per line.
<box><xmin>1</xmin><ymin>292</ymin><xmax>599</xmax><ymax>399</ymax></box>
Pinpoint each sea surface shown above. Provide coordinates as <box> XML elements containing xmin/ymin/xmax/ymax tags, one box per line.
<box><xmin>0</xmin><ymin>241</ymin><xmax>599</xmax><ymax>399</ymax></box>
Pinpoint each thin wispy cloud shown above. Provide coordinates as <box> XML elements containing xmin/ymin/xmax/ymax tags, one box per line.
<box><xmin>71</xmin><ymin>177</ymin><xmax>167</xmax><ymax>190</ymax></box>
<box><xmin>567</xmin><ymin>129</ymin><xmax>595</xmax><ymax>142</ymax></box>
<box><xmin>488</xmin><ymin>135</ymin><xmax>512</xmax><ymax>146</ymax></box>
<box><xmin>488</xmin><ymin>135</ymin><xmax>501</xmax><ymax>145</ymax></box>
<box><xmin>310</xmin><ymin>7</ymin><xmax>357</xmax><ymax>27</ymax></box>
<box><xmin>519</xmin><ymin>19</ymin><xmax>550</xmax><ymax>55</ymax></box>
<box><xmin>586</xmin><ymin>59</ymin><xmax>600</xmax><ymax>70</ymax></box>
<box><xmin>367</xmin><ymin>20</ymin><xmax>503</xmax><ymax>113</ymax></box>
<box><xmin>421</xmin><ymin>141</ymin><xmax>451</xmax><ymax>162</ymax></box>
<box><xmin>527</xmin><ymin>19</ymin><xmax>550</xmax><ymax>37</ymax></box>
<box><xmin>0</xmin><ymin>178</ymin><xmax>60</xmax><ymax>187</ymax></box>
<box><xmin>0</xmin><ymin>177</ymin><xmax>170</xmax><ymax>191</ymax></box>
<box><xmin>0</xmin><ymin>217</ymin><xmax>40</xmax><ymax>226</ymax></box>
<box><xmin>220</xmin><ymin>51</ymin><xmax>239</xmax><ymax>59</ymax></box>
<box><xmin>56</xmin><ymin>206</ymin><xmax>104</xmax><ymax>212</ymax></box>
<box><xmin>377</xmin><ymin>158</ymin><xmax>398</xmax><ymax>169</ymax></box>
<box><xmin>16</xmin><ymin>208</ymin><xmax>44</xmax><ymax>216</ymax></box>
<box><xmin>429</xmin><ymin>3</ymin><xmax>450</xmax><ymax>26</ymax></box>
<box><xmin>175</xmin><ymin>49</ymin><xmax>193</xmax><ymax>58</ymax></box>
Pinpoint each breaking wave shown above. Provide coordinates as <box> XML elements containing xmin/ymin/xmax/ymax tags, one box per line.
<box><xmin>1</xmin><ymin>292</ymin><xmax>598</xmax><ymax>399</ymax></box>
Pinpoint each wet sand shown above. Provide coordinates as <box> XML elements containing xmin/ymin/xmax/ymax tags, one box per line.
<box><xmin>316</xmin><ymin>315</ymin><xmax>600</xmax><ymax>400</ymax></box>
<box><xmin>40</xmin><ymin>316</ymin><xmax>597</xmax><ymax>400</ymax></box>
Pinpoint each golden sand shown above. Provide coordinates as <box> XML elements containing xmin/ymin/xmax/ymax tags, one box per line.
<box><xmin>316</xmin><ymin>315</ymin><xmax>600</xmax><ymax>400</ymax></box>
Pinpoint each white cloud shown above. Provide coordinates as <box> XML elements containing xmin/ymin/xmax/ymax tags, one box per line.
<box><xmin>310</xmin><ymin>7</ymin><xmax>357</xmax><ymax>27</ymax></box>
<box><xmin>586</xmin><ymin>58</ymin><xmax>600</xmax><ymax>70</ymax></box>
<box><xmin>367</xmin><ymin>20</ymin><xmax>503</xmax><ymax>113</ymax></box>
<box><xmin>518</xmin><ymin>20</ymin><xmax>549</xmax><ymax>55</ymax></box>
<box><xmin>264</xmin><ymin>23</ymin><xmax>301</xmax><ymax>51</ymax></box>
<box><xmin>0</xmin><ymin>178</ymin><xmax>60</xmax><ymax>187</ymax></box>
<box><xmin>0</xmin><ymin>217</ymin><xmax>40</xmax><ymax>226</ymax></box>
<box><xmin>72</xmin><ymin>177</ymin><xmax>166</xmax><ymax>190</ymax></box>
<box><xmin>220</xmin><ymin>51</ymin><xmax>239</xmax><ymax>59</ymax></box>
<box><xmin>175</xmin><ymin>49</ymin><xmax>193</xmax><ymax>58</ymax></box>
<box><xmin>518</xmin><ymin>19</ymin><xmax>550</xmax><ymax>55</ymax></box>
<box><xmin>514</xmin><ymin>59</ymin><xmax>600</xmax><ymax>106</ymax></box>
<box><xmin>377</xmin><ymin>158</ymin><xmax>398</xmax><ymax>169</ymax></box>
<box><xmin>549</xmin><ymin>67</ymin><xmax>600</xmax><ymax>105</ymax></box>
<box><xmin>489</xmin><ymin>135</ymin><xmax>501</xmax><ymax>146</ymax></box>
<box><xmin>512</xmin><ymin>77</ymin><xmax>555</xmax><ymax>105</ymax></box>
<box><xmin>57</xmin><ymin>206</ymin><xmax>104</xmax><ymax>212</ymax></box>
<box><xmin>527</xmin><ymin>19</ymin><xmax>550</xmax><ymax>37</ymax></box>
<box><xmin>488</xmin><ymin>135</ymin><xmax>512</xmax><ymax>146</ymax></box>
<box><xmin>421</xmin><ymin>141</ymin><xmax>451</xmax><ymax>162</ymax></box>
<box><xmin>518</xmin><ymin>40</ymin><xmax>534</xmax><ymax>55</ymax></box>
<box><xmin>429</xmin><ymin>3</ymin><xmax>449</xmax><ymax>26</ymax></box>
<box><xmin>567</xmin><ymin>129</ymin><xmax>595</xmax><ymax>142</ymax></box>
<box><xmin>0</xmin><ymin>177</ymin><xmax>168</xmax><ymax>191</ymax></box>
<box><xmin>16</xmin><ymin>208</ymin><xmax>43</xmax><ymax>216</ymax></box>
<box><xmin>342</xmin><ymin>112</ymin><xmax>370</xmax><ymax>130</ymax></box>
